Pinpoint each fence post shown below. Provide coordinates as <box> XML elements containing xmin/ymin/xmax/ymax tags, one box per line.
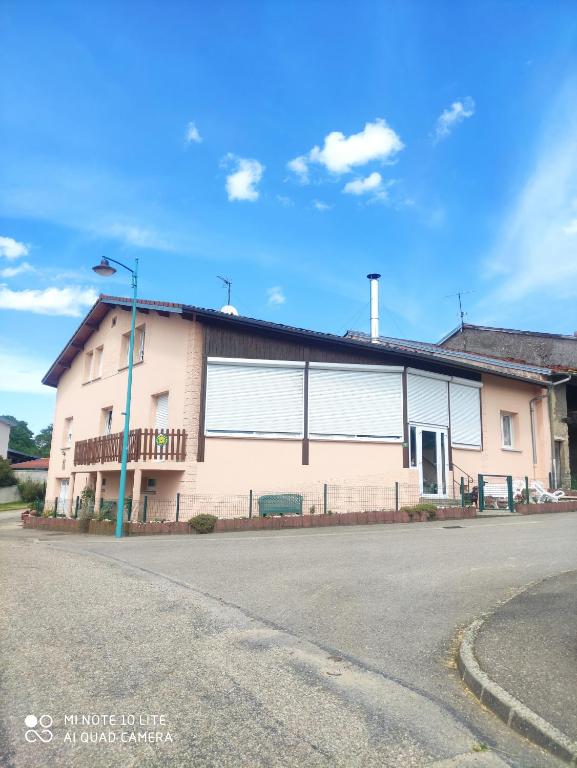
<box><xmin>460</xmin><ymin>477</ymin><xmax>465</xmax><ymax>508</ymax></box>
<box><xmin>74</xmin><ymin>496</ymin><xmax>79</xmax><ymax>519</ymax></box>
<box><xmin>525</xmin><ymin>476</ymin><xmax>530</xmax><ymax>505</ymax></box>
<box><xmin>54</xmin><ymin>498</ymin><xmax>58</xmax><ymax>517</ymax></box>
<box><xmin>506</xmin><ymin>475</ymin><xmax>514</xmax><ymax>513</ymax></box>
<box><xmin>143</xmin><ymin>495</ymin><xmax>148</xmax><ymax>523</ymax></box>
<box><xmin>478</xmin><ymin>474</ymin><xmax>484</xmax><ymax>512</ymax></box>
<box><xmin>176</xmin><ymin>492</ymin><xmax>180</xmax><ymax>522</ymax></box>
<box><xmin>323</xmin><ymin>484</ymin><xmax>328</xmax><ymax>515</ymax></box>
<box><xmin>248</xmin><ymin>490</ymin><xmax>253</xmax><ymax>518</ymax></box>
<box><xmin>395</xmin><ymin>481</ymin><xmax>399</xmax><ymax>511</ymax></box>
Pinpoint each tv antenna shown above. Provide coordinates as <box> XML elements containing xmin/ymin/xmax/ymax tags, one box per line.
<box><xmin>446</xmin><ymin>290</ymin><xmax>475</xmax><ymax>329</ymax></box>
<box><xmin>217</xmin><ymin>275</ymin><xmax>232</xmax><ymax>305</ymax></box>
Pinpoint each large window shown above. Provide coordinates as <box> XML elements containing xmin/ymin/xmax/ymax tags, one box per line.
<box><xmin>308</xmin><ymin>363</ymin><xmax>403</xmax><ymax>441</ymax></box>
<box><xmin>407</xmin><ymin>370</ymin><xmax>449</xmax><ymax>426</ymax></box>
<box><xmin>205</xmin><ymin>359</ymin><xmax>305</xmax><ymax>438</ymax></box>
<box><xmin>449</xmin><ymin>379</ymin><xmax>482</xmax><ymax>448</ymax></box>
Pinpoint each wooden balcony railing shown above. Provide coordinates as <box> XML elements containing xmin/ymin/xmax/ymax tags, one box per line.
<box><xmin>74</xmin><ymin>428</ymin><xmax>187</xmax><ymax>466</ymax></box>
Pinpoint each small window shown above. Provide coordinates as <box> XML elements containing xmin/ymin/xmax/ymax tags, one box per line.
<box><xmin>120</xmin><ymin>325</ymin><xmax>145</xmax><ymax>368</ymax></box>
<box><xmin>409</xmin><ymin>425</ymin><xmax>417</xmax><ymax>467</ymax></box>
<box><xmin>102</xmin><ymin>408</ymin><xmax>113</xmax><ymax>436</ymax></box>
<box><xmin>84</xmin><ymin>350</ymin><xmax>93</xmax><ymax>381</ymax></box>
<box><xmin>93</xmin><ymin>346</ymin><xmax>103</xmax><ymax>379</ymax></box>
<box><xmin>63</xmin><ymin>417</ymin><xmax>73</xmax><ymax>448</ymax></box>
<box><xmin>145</xmin><ymin>478</ymin><xmax>156</xmax><ymax>495</ymax></box>
<box><xmin>501</xmin><ymin>412</ymin><xmax>515</xmax><ymax>448</ymax></box>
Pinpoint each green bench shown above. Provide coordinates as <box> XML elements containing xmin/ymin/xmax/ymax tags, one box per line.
<box><xmin>258</xmin><ymin>494</ymin><xmax>303</xmax><ymax>517</ymax></box>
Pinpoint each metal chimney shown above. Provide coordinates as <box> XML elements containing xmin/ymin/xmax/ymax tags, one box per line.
<box><xmin>367</xmin><ymin>273</ymin><xmax>381</xmax><ymax>342</ymax></box>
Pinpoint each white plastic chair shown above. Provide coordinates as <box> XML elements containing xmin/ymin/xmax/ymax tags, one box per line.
<box><xmin>531</xmin><ymin>481</ymin><xmax>565</xmax><ymax>503</ymax></box>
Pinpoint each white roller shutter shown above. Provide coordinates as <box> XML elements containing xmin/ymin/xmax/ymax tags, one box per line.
<box><xmin>450</xmin><ymin>382</ymin><xmax>481</xmax><ymax>447</ymax></box>
<box><xmin>205</xmin><ymin>360</ymin><xmax>304</xmax><ymax>437</ymax></box>
<box><xmin>308</xmin><ymin>365</ymin><xmax>403</xmax><ymax>440</ymax></box>
<box><xmin>155</xmin><ymin>393</ymin><xmax>169</xmax><ymax>430</ymax></box>
<box><xmin>407</xmin><ymin>371</ymin><xmax>449</xmax><ymax>426</ymax></box>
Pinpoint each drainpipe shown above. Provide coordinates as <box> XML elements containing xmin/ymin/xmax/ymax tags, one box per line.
<box><xmin>530</xmin><ymin>375</ymin><xmax>571</xmax><ymax>478</ymax></box>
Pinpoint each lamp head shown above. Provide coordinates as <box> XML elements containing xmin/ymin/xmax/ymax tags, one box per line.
<box><xmin>92</xmin><ymin>257</ymin><xmax>116</xmax><ymax>277</ymax></box>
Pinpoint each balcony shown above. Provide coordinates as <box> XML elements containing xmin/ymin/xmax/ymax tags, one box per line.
<box><xmin>74</xmin><ymin>428</ymin><xmax>187</xmax><ymax>466</ymax></box>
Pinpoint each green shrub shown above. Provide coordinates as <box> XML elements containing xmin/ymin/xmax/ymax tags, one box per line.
<box><xmin>0</xmin><ymin>458</ymin><xmax>16</xmax><ymax>488</ymax></box>
<box><xmin>188</xmin><ymin>514</ymin><xmax>217</xmax><ymax>534</ymax></box>
<box><xmin>400</xmin><ymin>503</ymin><xmax>437</xmax><ymax>521</ymax></box>
<box><xmin>18</xmin><ymin>479</ymin><xmax>46</xmax><ymax>504</ymax></box>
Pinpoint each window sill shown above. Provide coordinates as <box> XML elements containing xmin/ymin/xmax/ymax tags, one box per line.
<box><xmin>501</xmin><ymin>446</ymin><xmax>522</xmax><ymax>453</ymax></box>
<box><xmin>82</xmin><ymin>376</ymin><xmax>102</xmax><ymax>386</ymax></box>
<box><xmin>451</xmin><ymin>444</ymin><xmax>482</xmax><ymax>451</ymax></box>
<box><xmin>118</xmin><ymin>360</ymin><xmax>144</xmax><ymax>372</ymax></box>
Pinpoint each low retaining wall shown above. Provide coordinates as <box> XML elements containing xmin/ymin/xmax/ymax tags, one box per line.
<box><xmin>23</xmin><ymin>515</ymin><xmax>82</xmax><ymax>532</ymax></box>
<box><xmin>0</xmin><ymin>485</ymin><xmax>21</xmax><ymax>503</ymax></box>
<box><xmin>516</xmin><ymin>500</ymin><xmax>577</xmax><ymax>515</ymax></box>
<box><xmin>214</xmin><ymin>506</ymin><xmax>475</xmax><ymax>532</ymax></box>
<box><xmin>22</xmin><ymin>506</ymin><xmax>476</xmax><ymax>536</ymax></box>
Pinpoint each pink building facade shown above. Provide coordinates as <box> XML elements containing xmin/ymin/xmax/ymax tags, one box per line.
<box><xmin>43</xmin><ymin>296</ymin><xmax>555</xmax><ymax>517</ymax></box>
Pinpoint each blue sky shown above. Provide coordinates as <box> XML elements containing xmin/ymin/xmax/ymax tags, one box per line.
<box><xmin>1</xmin><ymin>0</ymin><xmax>577</xmax><ymax>433</ymax></box>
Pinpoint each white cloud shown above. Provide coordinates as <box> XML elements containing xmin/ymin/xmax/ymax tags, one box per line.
<box><xmin>287</xmin><ymin>155</ymin><xmax>310</xmax><ymax>184</ymax></box>
<box><xmin>0</xmin><ymin>285</ymin><xmax>98</xmax><ymax>316</ymax></box>
<box><xmin>288</xmin><ymin>119</ymin><xmax>404</xmax><ymax>179</ymax></box>
<box><xmin>267</xmin><ymin>286</ymin><xmax>286</xmax><ymax>306</ymax></box>
<box><xmin>0</xmin><ymin>262</ymin><xmax>34</xmax><ymax>278</ymax></box>
<box><xmin>185</xmin><ymin>121</ymin><xmax>202</xmax><ymax>144</ymax></box>
<box><xmin>343</xmin><ymin>172</ymin><xmax>383</xmax><ymax>196</ymax></box>
<box><xmin>434</xmin><ymin>97</ymin><xmax>475</xmax><ymax>142</ymax></box>
<box><xmin>223</xmin><ymin>155</ymin><xmax>264</xmax><ymax>202</ymax></box>
<box><xmin>313</xmin><ymin>200</ymin><xmax>332</xmax><ymax>211</ymax></box>
<box><xmin>0</xmin><ymin>346</ymin><xmax>53</xmax><ymax>395</ymax></box>
<box><xmin>276</xmin><ymin>194</ymin><xmax>294</xmax><ymax>207</ymax></box>
<box><xmin>0</xmin><ymin>236</ymin><xmax>28</xmax><ymax>260</ymax></box>
<box><xmin>105</xmin><ymin>222</ymin><xmax>173</xmax><ymax>250</ymax></box>
<box><xmin>483</xmin><ymin>91</ymin><xmax>577</xmax><ymax>305</ymax></box>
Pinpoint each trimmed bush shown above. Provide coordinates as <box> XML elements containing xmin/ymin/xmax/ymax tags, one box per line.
<box><xmin>188</xmin><ymin>514</ymin><xmax>217</xmax><ymax>534</ymax></box>
<box><xmin>399</xmin><ymin>502</ymin><xmax>438</xmax><ymax>521</ymax></box>
<box><xmin>18</xmin><ymin>479</ymin><xmax>46</xmax><ymax>504</ymax></box>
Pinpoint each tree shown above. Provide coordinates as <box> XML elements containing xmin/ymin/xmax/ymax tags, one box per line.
<box><xmin>34</xmin><ymin>425</ymin><xmax>53</xmax><ymax>457</ymax></box>
<box><xmin>0</xmin><ymin>457</ymin><xmax>16</xmax><ymax>487</ymax></box>
<box><xmin>2</xmin><ymin>416</ymin><xmax>36</xmax><ymax>455</ymax></box>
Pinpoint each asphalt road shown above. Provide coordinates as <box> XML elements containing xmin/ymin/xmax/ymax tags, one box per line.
<box><xmin>1</xmin><ymin>510</ymin><xmax>576</xmax><ymax>767</ymax></box>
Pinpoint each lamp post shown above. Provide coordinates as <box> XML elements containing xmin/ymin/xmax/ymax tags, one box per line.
<box><xmin>92</xmin><ymin>256</ymin><xmax>139</xmax><ymax>539</ymax></box>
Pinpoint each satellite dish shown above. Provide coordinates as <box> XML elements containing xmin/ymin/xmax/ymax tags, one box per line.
<box><xmin>220</xmin><ymin>304</ymin><xmax>239</xmax><ymax>316</ymax></box>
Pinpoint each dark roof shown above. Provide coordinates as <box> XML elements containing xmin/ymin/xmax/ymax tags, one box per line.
<box><xmin>346</xmin><ymin>330</ymin><xmax>553</xmax><ymax>379</ymax></box>
<box><xmin>42</xmin><ymin>295</ymin><xmax>554</xmax><ymax>388</ymax></box>
<box><xmin>10</xmin><ymin>458</ymin><xmax>49</xmax><ymax>470</ymax></box>
<box><xmin>0</xmin><ymin>416</ymin><xmax>16</xmax><ymax>428</ymax></box>
<box><xmin>440</xmin><ymin>323</ymin><xmax>577</xmax><ymax>345</ymax></box>
<box><xmin>7</xmin><ymin>448</ymin><xmax>39</xmax><ymax>463</ymax></box>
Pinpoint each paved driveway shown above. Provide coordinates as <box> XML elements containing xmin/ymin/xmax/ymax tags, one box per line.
<box><xmin>1</xmin><ymin>511</ymin><xmax>576</xmax><ymax>767</ymax></box>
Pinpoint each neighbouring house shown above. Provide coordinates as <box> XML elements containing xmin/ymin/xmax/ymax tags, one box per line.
<box><xmin>0</xmin><ymin>417</ymin><xmax>12</xmax><ymax>460</ymax></box>
<box><xmin>11</xmin><ymin>457</ymin><xmax>49</xmax><ymax>483</ymax></box>
<box><xmin>440</xmin><ymin>324</ymin><xmax>577</xmax><ymax>488</ymax></box>
<box><xmin>41</xmin><ymin>287</ymin><xmax>560</xmax><ymax>518</ymax></box>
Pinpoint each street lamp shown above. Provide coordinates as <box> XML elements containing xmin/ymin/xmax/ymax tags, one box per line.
<box><xmin>92</xmin><ymin>256</ymin><xmax>139</xmax><ymax>538</ymax></box>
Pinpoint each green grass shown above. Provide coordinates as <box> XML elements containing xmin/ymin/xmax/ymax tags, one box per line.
<box><xmin>0</xmin><ymin>501</ymin><xmax>28</xmax><ymax>512</ymax></box>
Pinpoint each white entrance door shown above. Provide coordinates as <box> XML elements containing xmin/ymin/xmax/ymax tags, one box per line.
<box><xmin>415</xmin><ymin>426</ymin><xmax>449</xmax><ymax>497</ymax></box>
<box><xmin>58</xmin><ymin>478</ymin><xmax>69</xmax><ymax>512</ymax></box>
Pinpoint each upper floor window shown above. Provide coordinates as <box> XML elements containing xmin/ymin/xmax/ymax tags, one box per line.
<box><xmin>93</xmin><ymin>346</ymin><xmax>103</xmax><ymax>379</ymax></box>
<box><xmin>102</xmin><ymin>408</ymin><xmax>113</xmax><ymax>436</ymax></box>
<box><xmin>501</xmin><ymin>412</ymin><xmax>516</xmax><ymax>449</ymax></box>
<box><xmin>63</xmin><ymin>417</ymin><xmax>73</xmax><ymax>448</ymax></box>
<box><xmin>120</xmin><ymin>325</ymin><xmax>146</xmax><ymax>368</ymax></box>
<box><xmin>83</xmin><ymin>351</ymin><xmax>93</xmax><ymax>382</ymax></box>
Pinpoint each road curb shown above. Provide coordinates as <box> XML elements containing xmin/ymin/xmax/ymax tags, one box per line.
<box><xmin>458</xmin><ymin>614</ymin><xmax>577</xmax><ymax>765</ymax></box>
